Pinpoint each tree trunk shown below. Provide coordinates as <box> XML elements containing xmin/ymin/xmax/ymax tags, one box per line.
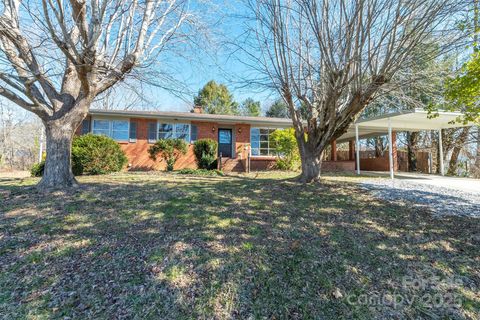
<box><xmin>407</xmin><ymin>131</ymin><xmax>418</xmax><ymax>172</ymax></box>
<box><xmin>298</xmin><ymin>141</ymin><xmax>322</xmax><ymax>183</ymax></box>
<box><xmin>447</xmin><ymin>127</ymin><xmax>470</xmax><ymax>176</ymax></box>
<box><xmin>37</xmin><ymin>119</ymin><xmax>78</xmax><ymax>189</ymax></box>
<box><xmin>374</xmin><ymin>137</ymin><xmax>383</xmax><ymax>157</ymax></box>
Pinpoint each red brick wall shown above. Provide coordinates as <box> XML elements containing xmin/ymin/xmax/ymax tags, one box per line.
<box><xmin>193</xmin><ymin>121</ymin><xmax>217</xmax><ymax>140</ymax></box>
<box><xmin>234</xmin><ymin>124</ymin><xmax>250</xmax><ymax>160</ymax></box>
<box><xmin>75</xmin><ymin>118</ymin><xmax>254</xmax><ymax>171</ymax></box>
<box><xmin>121</xmin><ymin>118</ymin><xmax>162</xmax><ymax>170</ymax></box>
<box><xmin>250</xmin><ymin>157</ymin><xmax>277</xmax><ymax>171</ymax></box>
<box><xmin>121</xmin><ymin>118</ymin><xmax>207</xmax><ymax>171</ymax></box>
<box><xmin>74</xmin><ymin>116</ymin><xmax>392</xmax><ymax>173</ymax></box>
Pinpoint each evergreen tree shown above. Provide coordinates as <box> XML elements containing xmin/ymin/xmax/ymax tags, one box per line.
<box><xmin>194</xmin><ymin>80</ymin><xmax>238</xmax><ymax>115</ymax></box>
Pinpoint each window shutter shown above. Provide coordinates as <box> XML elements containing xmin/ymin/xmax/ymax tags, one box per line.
<box><xmin>191</xmin><ymin>124</ymin><xmax>198</xmax><ymax>142</ymax></box>
<box><xmin>81</xmin><ymin>119</ymin><xmax>90</xmax><ymax>135</ymax></box>
<box><xmin>129</xmin><ymin>122</ymin><xmax>137</xmax><ymax>141</ymax></box>
<box><xmin>148</xmin><ymin>122</ymin><xmax>157</xmax><ymax>142</ymax></box>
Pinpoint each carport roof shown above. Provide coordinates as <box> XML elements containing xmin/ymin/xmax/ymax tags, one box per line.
<box><xmin>337</xmin><ymin>109</ymin><xmax>472</xmax><ymax>143</ymax></box>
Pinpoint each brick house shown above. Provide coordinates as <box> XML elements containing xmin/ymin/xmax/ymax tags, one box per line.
<box><xmin>76</xmin><ymin>108</ymin><xmax>470</xmax><ymax>176</ymax></box>
<box><xmin>77</xmin><ymin>107</ymin><xmax>357</xmax><ymax>173</ymax></box>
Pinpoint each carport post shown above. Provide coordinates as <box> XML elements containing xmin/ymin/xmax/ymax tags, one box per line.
<box><xmin>355</xmin><ymin>124</ymin><xmax>360</xmax><ymax>175</ymax></box>
<box><xmin>388</xmin><ymin>118</ymin><xmax>394</xmax><ymax>179</ymax></box>
<box><xmin>438</xmin><ymin>129</ymin><xmax>445</xmax><ymax>176</ymax></box>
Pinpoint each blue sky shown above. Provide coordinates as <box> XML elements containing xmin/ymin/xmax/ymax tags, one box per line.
<box><xmin>130</xmin><ymin>0</ymin><xmax>278</xmax><ymax>113</ymax></box>
<box><xmin>1</xmin><ymin>0</ymin><xmax>278</xmax><ymax>119</ymax></box>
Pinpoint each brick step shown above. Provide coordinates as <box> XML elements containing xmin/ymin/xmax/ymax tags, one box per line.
<box><xmin>219</xmin><ymin>157</ymin><xmax>245</xmax><ymax>172</ymax></box>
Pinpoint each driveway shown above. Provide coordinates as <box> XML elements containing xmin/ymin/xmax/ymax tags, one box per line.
<box><xmin>359</xmin><ymin>172</ymin><xmax>480</xmax><ymax>218</ymax></box>
<box><xmin>366</xmin><ymin>171</ymin><xmax>480</xmax><ymax>193</ymax></box>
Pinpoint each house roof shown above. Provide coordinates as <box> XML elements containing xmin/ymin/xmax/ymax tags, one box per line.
<box><xmin>89</xmin><ymin>108</ymin><xmax>472</xmax><ymax>142</ymax></box>
<box><xmin>89</xmin><ymin>109</ymin><xmax>294</xmax><ymax>128</ymax></box>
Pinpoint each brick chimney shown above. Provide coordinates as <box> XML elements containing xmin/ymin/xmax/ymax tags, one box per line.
<box><xmin>192</xmin><ymin>105</ymin><xmax>203</xmax><ymax>114</ymax></box>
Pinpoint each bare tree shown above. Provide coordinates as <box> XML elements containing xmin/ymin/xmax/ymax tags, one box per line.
<box><xmin>0</xmin><ymin>100</ymin><xmax>43</xmax><ymax>169</ymax></box>
<box><xmin>0</xmin><ymin>0</ymin><xmax>194</xmax><ymax>188</ymax></box>
<box><xmin>245</xmin><ymin>0</ymin><xmax>463</xmax><ymax>182</ymax></box>
<box><xmin>93</xmin><ymin>82</ymin><xmax>146</xmax><ymax>111</ymax></box>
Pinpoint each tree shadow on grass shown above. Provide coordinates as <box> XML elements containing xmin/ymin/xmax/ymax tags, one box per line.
<box><xmin>0</xmin><ymin>173</ymin><xmax>479</xmax><ymax>319</ymax></box>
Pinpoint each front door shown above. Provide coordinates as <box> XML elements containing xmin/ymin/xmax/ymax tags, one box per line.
<box><xmin>218</xmin><ymin>129</ymin><xmax>232</xmax><ymax>158</ymax></box>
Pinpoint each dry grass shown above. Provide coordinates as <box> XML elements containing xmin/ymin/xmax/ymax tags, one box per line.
<box><xmin>0</xmin><ymin>172</ymin><xmax>479</xmax><ymax>319</ymax></box>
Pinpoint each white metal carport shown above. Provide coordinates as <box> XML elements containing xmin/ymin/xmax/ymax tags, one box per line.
<box><xmin>337</xmin><ymin>109</ymin><xmax>473</xmax><ymax>179</ymax></box>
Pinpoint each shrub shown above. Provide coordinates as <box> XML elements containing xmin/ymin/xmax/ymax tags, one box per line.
<box><xmin>178</xmin><ymin>168</ymin><xmax>224</xmax><ymax>176</ymax></box>
<box><xmin>30</xmin><ymin>134</ymin><xmax>127</xmax><ymax>177</ymax></box>
<box><xmin>72</xmin><ymin>134</ymin><xmax>127</xmax><ymax>175</ymax></box>
<box><xmin>193</xmin><ymin>139</ymin><xmax>218</xmax><ymax>169</ymax></box>
<box><xmin>269</xmin><ymin>128</ymin><xmax>300</xmax><ymax>171</ymax></box>
<box><xmin>148</xmin><ymin>139</ymin><xmax>188</xmax><ymax>171</ymax></box>
<box><xmin>30</xmin><ymin>161</ymin><xmax>45</xmax><ymax>177</ymax></box>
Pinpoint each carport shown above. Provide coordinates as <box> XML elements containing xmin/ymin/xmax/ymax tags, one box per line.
<box><xmin>337</xmin><ymin>109</ymin><xmax>472</xmax><ymax>179</ymax></box>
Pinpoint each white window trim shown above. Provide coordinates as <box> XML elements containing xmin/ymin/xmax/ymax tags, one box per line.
<box><xmin>250</xmin><ymin>127</ymin><xmax>277</xmax><ymax>157</ymax></box>
<box><xmin>92</xmin><ymin>118</ymin><xmax>130</xmax><ymax>142</ymax></box>
<box><xmin>156</xmin><ymin>121</ymin><xmax>192</xmax><ymax>143</ymax></box>
<box><xmin>147</xmin><ymin>121</ymin><xmax>158</xmax><ymax>144</ymax></box>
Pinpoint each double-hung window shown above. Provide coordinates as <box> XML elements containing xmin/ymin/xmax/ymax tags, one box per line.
<box><xmin>92</xmin><ymin>119</ymin><xmax>129</xmax><ymax>142</ymax></box>
<box><xmin>92</xmin><ymin>119</ymin><xmax>110</xmax><ymax>136</ymax></box>
<box><xmin>111</xmin><ymin>120</ymin><xmax>129</xmax><ymax>141</ymax></box>
<box><xmin>148</xmin><ymin>122</ymin><xmax>158</xmax><ymax>143</ymax></box>
<box><xmin>158</xmin><ymin>123</ymin><xmax>191</xmax><ymax>142</ymax></box>
<box><xmin>250</xmin><ymin>128</ymin><xmax>277</xmax><ymax>156</ymax></box>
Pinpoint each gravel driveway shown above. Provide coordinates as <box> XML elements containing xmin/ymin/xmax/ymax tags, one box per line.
<box><xmin>360</xmin><ymin>177</ymin><xmax>480</xmax><ymax>218</ymax></box>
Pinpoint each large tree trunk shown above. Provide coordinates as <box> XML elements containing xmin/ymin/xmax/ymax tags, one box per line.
<box><xmin>37</xmin><ymin>119</ymin><xmax>78</xmax><ymax>189</ymax></box>
<box><xmin>407</xmin><ymin>131</ymin><xmax>418</xmax><ymax>172</ymax></box>
<box><xmin>299</xmin><ymin>152</ymin><xmax>322</xmax><ymax>183</ymax></box>
<box><xmin>447</xmin><ymin>127</ymin><xmax>470</xmax><ymax>176</ymax></box>
<box><xmin>36</xmin><ymin>99</ymin><xmax>90</xmax><ymax>190</ymax></box>
<box><xmin>297</xmin><ymin>139</ymin><xmax>322</xmax><ymax>183</ymax></box>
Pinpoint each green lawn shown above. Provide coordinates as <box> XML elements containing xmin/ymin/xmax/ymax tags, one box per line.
<box><xmin>0</xmin><ymin>172</ymin><xmax>478</xmax><ymax>319</ymax></box>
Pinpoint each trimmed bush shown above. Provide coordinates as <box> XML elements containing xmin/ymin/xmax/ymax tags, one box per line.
<box><xmin>72</xmin><ymin>134</ymin><xmax>127</xmax><ymax>175</ymax></box>
<box><xmin>30</xmin><ymin>161</ymin><xmax>45</xmax><ymax>177</ymax></box>
<box><xmin>148</xmin><ymin>138</ymin><xmax>188</xmax><ymax>171</ymax></box>
<box><xmin>193</xmin><ymin>139</ymin><xmax>218</xmax><ymax>169</ymax></box>
<box><xmin>30</xmin><ymin>134</ymin><xmax>127</xmax><ymax>177</ymax></box>
<box><xmin>269</xmin><ymin>128</ymin><xmax>300</xmax><ymax>171</ymax></box>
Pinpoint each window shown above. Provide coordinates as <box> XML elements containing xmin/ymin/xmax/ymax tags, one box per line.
<box><xmin>92</xmin><ymin>119</ymin><xmax>129</xmax><ymax>141</ymax></box>
<box><xmin>112</xmin><ymin>120</ymin><xmax>129</xmax><ymax>141</ymax></box>
<box><xmin>92</xmin><ymin>120</ymin><xmax>110</xmax><ymax>136</ymax></box>
<box><xmin>250</xmin><ymin>128</ymin><xmax>277</xmax><ymax>156</ymax></box>
<box><xmin>148</xmin><ymin>122</ymin><xmax>158</xmax><ymax>143</ymax></box>
<box><xmin>158</xmin><ymin>123</ymin><xmax>191</xmax><ymax>142</ymax></box>
<box><xmin>174</xmin><ymin>123</ymin><xmax>190</xmax><ymax>141</ymax></box>
<box><xmin>129</xmin><ymin>122</ymin><xmax>137</xmax><ymax>142</ymax></box>
<box><xmin>158</xmin><ymin>123</ymin><xmax>173</xmax><ymax>139</ymax></box>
